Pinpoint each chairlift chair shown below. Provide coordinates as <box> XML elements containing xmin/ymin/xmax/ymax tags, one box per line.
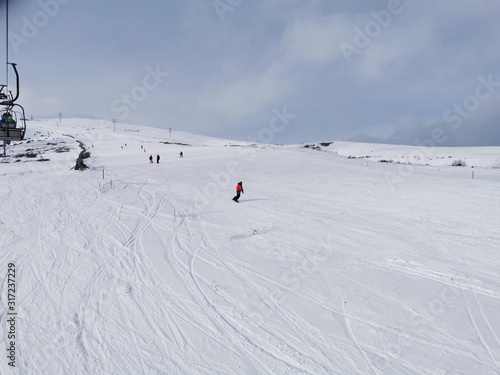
<box><xmin>0</xmin><ymin>63</ymin><xmax>27</xmax><ymax>142</ymax></box>
<box><xmin>0</xmin><ymin>104</ymin><xmax>26</xmax><ymax>141</ymax></box>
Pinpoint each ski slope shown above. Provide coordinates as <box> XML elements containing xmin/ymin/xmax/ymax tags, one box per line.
<box><xmin>1</xmin><ymin>119</ymin><xmax>500</xmax><ymax>375</ymax></box>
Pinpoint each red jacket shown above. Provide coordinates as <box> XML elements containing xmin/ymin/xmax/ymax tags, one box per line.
<box><xmin>236</xmin><ymin>183</ymin><xmax>243</xmax><ymax>192</ymax></box>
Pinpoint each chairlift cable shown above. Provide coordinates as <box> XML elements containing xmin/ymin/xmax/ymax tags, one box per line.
<box><xmin>5</xmin><ymin>0</ymin><xmax>8</xmax><ymax>90</ymax></box>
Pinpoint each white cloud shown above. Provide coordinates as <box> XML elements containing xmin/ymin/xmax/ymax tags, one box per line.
<box><xmin>21</xmin><ymin>86</ymin><xmax>65</xmax><ymax>119</ymax></box>
<box><xmin>196</xmin><ymin>62</ymin><xmax>294</xmax><ymax>117</ymax></box>
<box><xmin>195</xmin><ymin>10</ymin><xmax>355</xmax><ymax>118</ymax></box>
<box><xmin>281</xmin><ymin>12</ymin><xmax>355</xmax><ymax>64</ymax></box>
<box><xmin>355</xmin><ymin>14</ymin><xmax>435</xmax><ymax>79</ymax></box>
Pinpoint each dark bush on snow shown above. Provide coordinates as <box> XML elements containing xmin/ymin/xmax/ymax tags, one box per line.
<box><xmin>452</xmin><ymin>159</ymin><xmax>466</xmax><ymax>166</ymax></box>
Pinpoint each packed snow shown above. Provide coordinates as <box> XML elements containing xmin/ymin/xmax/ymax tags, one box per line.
<box><xmin>1</xmin><ymin>119</ymin><xmax>499</xmax><ymax>375</ymax></box>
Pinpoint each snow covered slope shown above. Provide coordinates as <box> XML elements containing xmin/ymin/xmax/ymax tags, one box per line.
<box><xmin>303</xmin><ymin>140</ymin><xmax>500</xmax><ymax>169</ymax></box>
<box><xmin>1</xmin><ymin>119</ymin><xmax>500</xmax><ymax>374</ymax></box>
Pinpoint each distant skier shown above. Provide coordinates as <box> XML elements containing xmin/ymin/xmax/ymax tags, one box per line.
<box><xmin>149</xmin><ymin>155</ymin><xmax>153</xmax><ymax>163</ymax></box>
<box><xmin>232</xmin><ymin>181</ymin><xmax>244</xmax><ymax>202</ymax></box>
<box><xmin>157</xmin><ymin>154</ymin><xmax>160</xmax><ymax>164</ymax></box>
<box><xmin>179</xmin><ymin>151</ymin><xmax>183</xmax><ymax>158</ymax></box>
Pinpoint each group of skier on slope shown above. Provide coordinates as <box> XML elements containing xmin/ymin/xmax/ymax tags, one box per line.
<box><xmin>148</xmin><ymin>151</ymin><xmax>184</xmax><ymax>163</ymax></box>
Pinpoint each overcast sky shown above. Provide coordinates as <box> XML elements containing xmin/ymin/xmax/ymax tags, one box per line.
<box><xmin>2</xmin><ymin>0</ymin><xmax>500</xmax><ymax>146</ymax></box>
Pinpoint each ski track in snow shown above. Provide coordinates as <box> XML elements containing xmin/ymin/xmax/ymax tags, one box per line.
<box><xmin>0</xmin><ymin>119</ymin><xmax>499</xmax><ymax>374</ymax></box>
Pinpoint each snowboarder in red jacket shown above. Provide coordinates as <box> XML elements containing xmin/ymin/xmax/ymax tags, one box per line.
<box><xmin>232</xmin><ymin>181</ymin><xmax>244</xmax><ymax>202</ymax></box>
